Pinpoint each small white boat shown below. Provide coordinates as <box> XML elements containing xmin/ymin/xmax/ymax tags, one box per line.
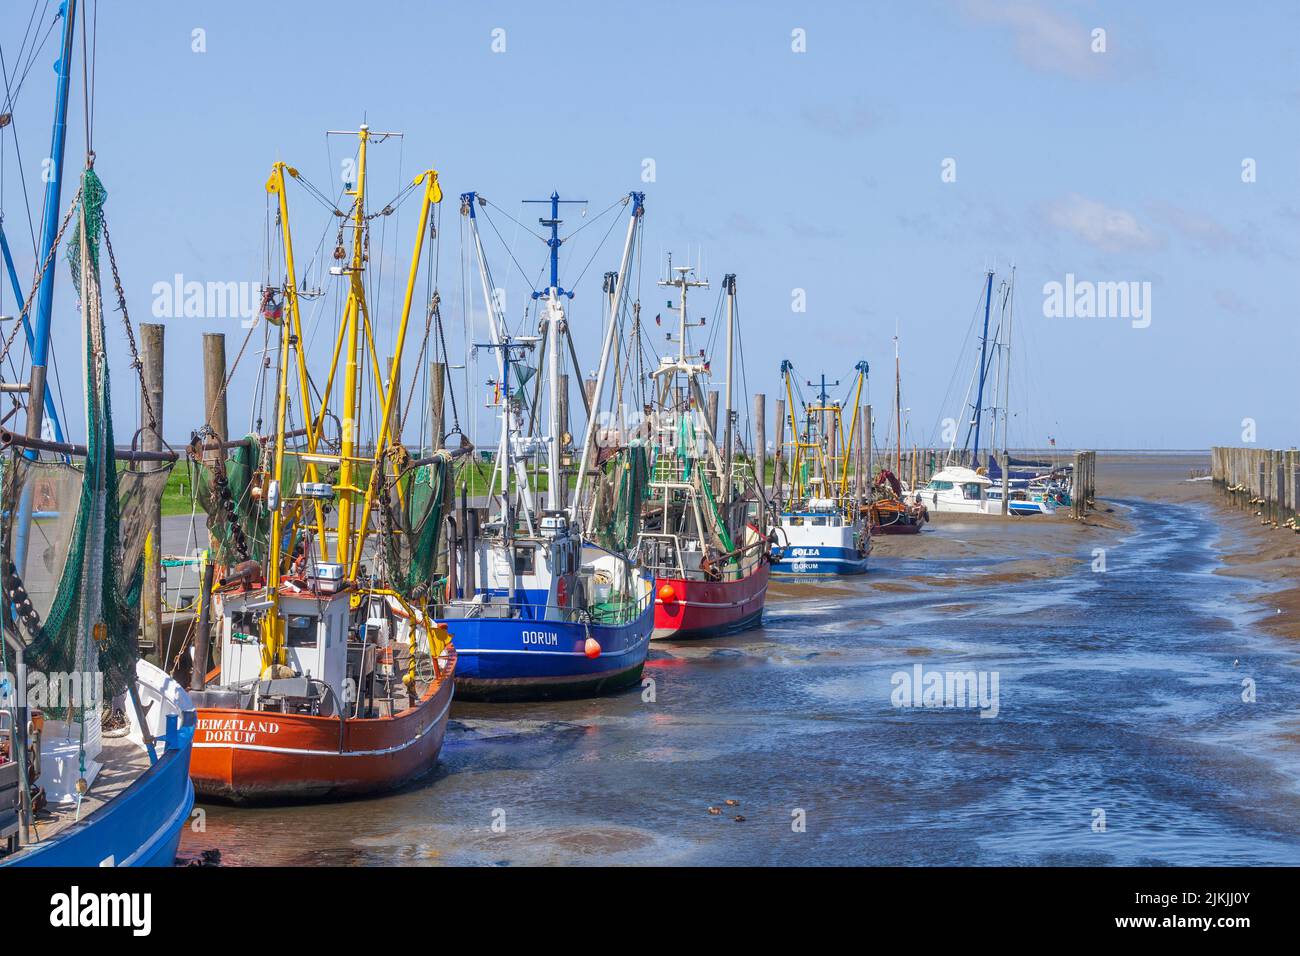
<box><xmin>985</xmin><ymin>486</ymin><xmax>1058</xmax><ymax>516</ymax></box>
<box><xmin>920</xmin><ymin>466</ymin><xmax>998</xmax><ymax>514</ymax></box>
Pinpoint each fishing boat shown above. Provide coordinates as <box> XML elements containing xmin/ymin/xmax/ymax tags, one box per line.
<box><xmin>636</xmin><ymin>265</ymin><xmax>773</xmax><ymax>639</ymax></box>
<box><xmin>771</xmin><ymin>362</ymin><xmax>871</xmax><ymax>575</ymax></box>
<box><xmin>1</xmin><ymin>0</ymin><xmax>194</xmax><ymax>866</ymax></box>
<box><xmin>1</xmin><ymin>169</ymin><xmax>195</xmax><ymax>864</ymax></box>
<box><xmin>186</xmin><ymin>128</ymin><xmax>458</xmax><ymax>802</ymax></box>
<box><xmin>439</xmin><ymin>191</ymin><xmax>654</xmax><ymax>699</ymax></box>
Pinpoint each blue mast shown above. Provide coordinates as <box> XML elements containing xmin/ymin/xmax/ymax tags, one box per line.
<box><xmin>524</xmin><ymin>191</ymin><xmax>585</xmax><ymax>300</ymax></box>
<box><xmin>0</xmin><ymin>223</ymin><xmax>64</xmax><ymax>442</ymax></box>
<box><xmin>28</xmin><ymin>0</ymin><xmax>77</xmax><ymax>436</ymax></box>
<box><xmin>13</xmin><ymin>0</ymin><xmax>77</xmax><ymax>575</ymax></box>
<box><xmin>969</xmin><ymin>269</ymin><xmax>994</xmax><ymax>466</ymax></box>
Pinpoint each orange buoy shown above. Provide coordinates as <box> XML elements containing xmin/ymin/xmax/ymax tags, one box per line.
<box><xmin>584</xmin><ymin>638</ymin><xmax>602</xmax><ymax>658</ymax></box>
<box><xmin>657</xmin><ymin>583</ymin><xmax>676</xmax><ymax>603</ymax></box>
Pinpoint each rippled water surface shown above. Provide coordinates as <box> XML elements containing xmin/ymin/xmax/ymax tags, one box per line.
<box><xmin>181</xmin><ymin>498</ymin><xmax>1300</xmax><ymax>865</ymax></box>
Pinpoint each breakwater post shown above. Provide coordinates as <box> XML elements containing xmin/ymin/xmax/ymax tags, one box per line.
<box><xmin>1212</xmin><ymin>446</ymin><xmax>1299</xmax><ymax>528</ymax></box>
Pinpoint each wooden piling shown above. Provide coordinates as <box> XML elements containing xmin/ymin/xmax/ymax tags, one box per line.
<box><xmin>140</xmin><ymin>323</ymin><xmax>165</xmax><ymax>653</ymax></box>
<box><xmin>202</xmin><ymin>332</ymin><xmax>228</xmax><ymax>452</ymax></box>
<box><xmin>429</xmin><ymin>360</ymin><xmax>446</xmax><ymax>453</ymax></box>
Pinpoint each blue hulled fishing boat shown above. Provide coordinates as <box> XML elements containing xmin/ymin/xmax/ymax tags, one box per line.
<box><xmin>770</xmin><ymin>363</ymin><xmax>871</xmax><ymax>576</ymax></box>
<box><xmin>440</xmin><ymin>192</ymin><xmax>653</xmax><ymax>700</ymax></box>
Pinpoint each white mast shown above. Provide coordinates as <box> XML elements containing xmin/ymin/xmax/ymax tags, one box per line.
<box><xmin>571</xmin><ymin>193</ymin><xmax>644</xmax><ymax>523</ymax></box>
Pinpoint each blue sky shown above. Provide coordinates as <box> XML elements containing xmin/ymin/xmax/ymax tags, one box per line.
<box><xmin>1</xmin><ymin>0</ymin><xmax>1297</xmax><ymax>450</ymax></box>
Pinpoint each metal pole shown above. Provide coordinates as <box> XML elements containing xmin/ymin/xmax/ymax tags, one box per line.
<box><xmin>774</xmin><ymin>397</ymin><xmax>786</xmax><ymax>503</ymax></box>
<box><xmin>754</xmin><ymin>392</ymin><xmax>766</xmax><ymax>499</ymax></box>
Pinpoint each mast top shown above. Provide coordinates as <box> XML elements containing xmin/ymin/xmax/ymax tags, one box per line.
<box><xmin>524</xmin><ymin>191</ymin><xmax>587</xmax><ymax>300</ymax></box>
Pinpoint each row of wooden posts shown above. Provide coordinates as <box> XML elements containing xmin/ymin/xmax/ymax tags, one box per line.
<box><xmin>1211</xmin><ymin>446</ymin><xmax>1300</xmax><ymax>529</ymax></box>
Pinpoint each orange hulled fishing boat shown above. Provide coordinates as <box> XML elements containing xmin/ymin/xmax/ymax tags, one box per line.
<box><xmin>186</xmin><ymin>126</ymin><xmax>465</xmax><ymax>802</ymax></box>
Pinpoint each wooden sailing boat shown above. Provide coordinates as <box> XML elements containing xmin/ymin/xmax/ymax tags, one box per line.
<box><xmin>866</xmin><ymin>333</ymin><xmax>927</xmax><ymax>534</ymax></box>
<box><xmin>640</xmin><ymin>265</ymin><xmax>773</xmax><ymax>638</ymax></box>
<box><xmin>186</xmin><ymin>126</ymin><xmax>459</xmax><ymax>802</ymax></box>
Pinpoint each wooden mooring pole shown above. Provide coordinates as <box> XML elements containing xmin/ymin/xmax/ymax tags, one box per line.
<box><xmin>140</xmin><ymin>323</ymin><xmax>164</xmax><ymax>654</ymax></box>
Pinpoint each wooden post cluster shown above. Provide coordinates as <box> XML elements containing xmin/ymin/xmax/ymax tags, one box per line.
<box><xmin>1212</xmin><ymin>446</ymin><xmax>1300</xmax><ymax>528</ymax></box>
<box><xmin>1069</xmin><ymin>451</ymin><xmax>1096</xmax><ymax>519</ymax></box>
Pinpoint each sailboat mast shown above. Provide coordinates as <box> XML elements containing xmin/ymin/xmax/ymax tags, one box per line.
<box><xmin>1002</xmin><ymin>266</ymin><xmax>1016</xmax><ymax>458</ymax></box>
<box><xmin>970</xmin><ymin>269</ymin><xmax>994</xmax><ymax>467</ymax></box>
<box><xmin>894</xmin><ymin>333</ymin><xmax>902</xmax><ymax>478</ymax></box>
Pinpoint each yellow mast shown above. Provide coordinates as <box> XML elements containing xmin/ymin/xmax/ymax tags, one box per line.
<box><xmin>336</xmin><ymin>126</ymin><xmax>369</xmax><ymax>561</ymax></box>
<box><xmin>347</xmin><ymin>168</ymin><xmax>442</xmax><ymax>579</ymax></box>
<box><xmin>266</xmin><ymin>163</ymin><xmax>328</xmax><ymax>546</ymax></box>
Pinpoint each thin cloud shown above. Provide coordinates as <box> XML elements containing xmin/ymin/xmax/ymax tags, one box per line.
<box><xmin>1213</xmin><ymin>289</ymin><xmax>1256</xmax><ymax>317</ymax></box>
<box><xmin>1042</xmin><ymin>193</ymin><xmax>1161</xmax><ymax>252</ymax></box>
<box><xmin>961</xmin><ymin>0</ymin><xmax>1108</xmax><ymax>79</ymax></box>
<box><xmin>799</xmin><ymin>99</ymin><xmax>880</xmax><ymax>139</ymax></box>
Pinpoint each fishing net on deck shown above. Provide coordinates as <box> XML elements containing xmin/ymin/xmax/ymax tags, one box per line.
<box><xmin>587</xmin><ymin>443</ymin><xmax>649</xmax><ymax>554</ymax></box>
<box><xmin>382</xmin><ymin>457</ymin><xmax>453</xmax><ymax>599</ymax></box>
<box><xmin>0</xmin><ymin>168</ymin><xmax>172</xmax><ymax>700</ymax></box>
<box><xmin>189</xmin><ymin>435</ymin><xmax>303</xmax><ymax>566</ymax></box>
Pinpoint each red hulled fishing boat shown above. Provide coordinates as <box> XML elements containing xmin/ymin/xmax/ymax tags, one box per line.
<box><xmin>639</xmin><ymin>267</ymin><xmax>773</xmax><ymax>641</ymax></box>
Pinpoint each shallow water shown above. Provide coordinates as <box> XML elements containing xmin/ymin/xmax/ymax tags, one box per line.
<box><xmin>180</xmin><ymin>497</ymin><xmax>1300</xmax><ymax>866</ymax></box>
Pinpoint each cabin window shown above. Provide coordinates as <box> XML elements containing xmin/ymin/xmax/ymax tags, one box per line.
<box><xmin>812</xmin><ymin>517</ymin><xmax>827</xmax><ymax>526</ymax></box>
<box><xmin>230</xmin><ymin>611</ymin><xmax>259</xmax><ymax>643</ymax></box>
<box><xmin>514</xmin><ymin>545</ymin><xmax>536</xmax><ymax>575</ymax></box>
<box><xmin>962</xmin><ymin>483</ymin><xmax>982</xmax><ymax>500</ymax></box>
<box><xmin>930</xmin><ymin>480</ymin><xmax>954</xmax><ymax>491</ymax></box>
<box><xmin>287</xmin><ymin>615</ymin><xmax>318</xmax><ymax>648</ymax></box>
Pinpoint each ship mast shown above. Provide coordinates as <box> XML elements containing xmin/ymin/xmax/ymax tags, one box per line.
<box><xmin>894</xmin><ymin>331</ymin><xmax>902</xmax><ymax>478</ymax></box>
<box><xmin>524</xmin><ymin>192</ymin><xmax>586</xmax><ymax>513</ymax></box>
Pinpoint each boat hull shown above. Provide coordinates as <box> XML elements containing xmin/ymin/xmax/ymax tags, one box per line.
<box><xmin>652</xmin><ymin>562</ymin><xmax>769</xmax><ymax>640</ymax></box>
<box><xmin>771</xmin><ymin>544</ymin><xmax>869</xmax><ymax>576</ymax></box>
<box><xmin>4</xmin><ymin>661</ymin><xmax>196</xmax><ymax>868</ymax></box>
<box><xmin>190</xmin><ymin>652</ymin><xmax>455</xmax><ymax>804</ymax></box>
<box><xmin>450</xmin><ymin>602</ymin><xmax>654</xmax><ymax>701</ymax></box>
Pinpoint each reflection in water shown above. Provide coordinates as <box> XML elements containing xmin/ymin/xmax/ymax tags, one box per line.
<box><xmin>182</xmin><ymin>500</ymin><xmax>1300</xmax><ymax>866</ymax></box>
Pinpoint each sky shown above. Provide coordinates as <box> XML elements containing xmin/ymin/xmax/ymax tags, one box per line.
<box><xmin>1</xmin><ymin>0</ymin><xmax>1297</xmax><ymax>452</ymax></box>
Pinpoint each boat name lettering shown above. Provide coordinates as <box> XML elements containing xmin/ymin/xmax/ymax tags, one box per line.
<box><xmin>521</xmin><ymin>630</ymin><xmax>559</xmax><ymax>646</ymax></box>
<box><xmin>197</xmin><ymin>717</ymin><xmax>281</xmax><ymax>743</ymax></box>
